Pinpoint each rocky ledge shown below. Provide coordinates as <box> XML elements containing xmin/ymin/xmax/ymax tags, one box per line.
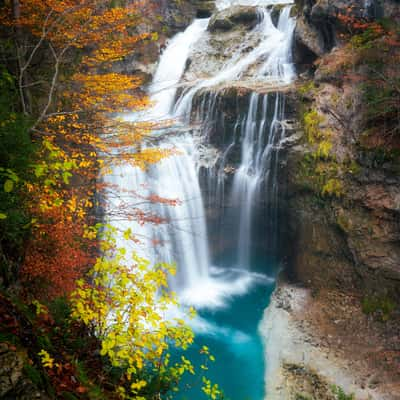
<box><xmin>208</xmin><ymin>6</ymin><xmax>260</xmax><ymax>31</ymax></box>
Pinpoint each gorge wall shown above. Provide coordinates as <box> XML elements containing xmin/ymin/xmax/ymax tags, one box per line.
<box><xmin>263</xmin><ymin>1</ymin><xmax>400</xmax><ymax>399</ymax></box>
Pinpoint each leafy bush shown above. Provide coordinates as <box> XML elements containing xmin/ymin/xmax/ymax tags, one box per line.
<box><xmin>71</xmin><ymin>230</ymin><xmax>220</xmax><ymax>400</ymax></box>
<box><xmin>0</xmin><ymin>68</ymin><xmax>36</xmax><ymax>285</ymax></box>
<box><xmin>303</xmin><ymin>109</ymin><xmax>324</xmax><ymax>144</ymax></box>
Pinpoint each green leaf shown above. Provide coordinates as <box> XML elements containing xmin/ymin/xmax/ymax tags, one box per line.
<box><xmin>0</xmin><ymin>213</ymin><xmax>7</xmax><ymax>219</ymax></box>
<box><xmin>123</xmin><ymin>228</ymin><xmax>132</xmax><ymax>240</ymax></box>
<box><xmin>54</xmin><ymin>198</ymin><xmax>63</xmax><ymax>206</ymax></box>
<box><xmin>4</xmin><ymin>179</ymin><xmax>14</xmax><ymax>192</ymax></box>
<box><xmin>34</xmin><ymin>164</ymin><xmax>46</xmax><ymax>178</ymax></box>
<box><xmin>62</xmin><ymin>171</ymin><xmax>72</xmax><ymax>184</ymax></box>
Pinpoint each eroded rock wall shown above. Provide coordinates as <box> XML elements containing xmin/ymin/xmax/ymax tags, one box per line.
<box><xmin>264</xmin><ymin>1</ymin><xmax>400</xmax><ymax>398</ymax></box>
<box><xmin>286</xmin><ymin>0</ymin><xmax>400</xmax><ymax>304</ymax></box>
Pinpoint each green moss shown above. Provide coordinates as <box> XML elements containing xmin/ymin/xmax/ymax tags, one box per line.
<box><xmin>315</xmin><ymin>140</ymin><xmax>333</xmax><ymax>160</ymax></box>
<box><xmin>303</xmin><ymin>109</ymin><xmax>324</xmax><ymax>144</ymax></box>
<box><xmin>321</xmin><ymin>179</ymin><xmax>343</xmax><ymax>198</ymax></box>
<box><xmin>331</xmin><ymin>385</ymin><xmax>355</xmax><ymax>400</ymax></box>
<box><xmin>362</xmin><ymin>295</ymin><xmax>396</xmax><ymax>321</ymax></box>
<box><xmin>298</xmin><ymin>107</ymin><xmax>346</xmax><ymax>199</ymax></box>
<box><xmin>297</xmin><ymin>152</ymin><xmax>344</xmax><ymax>200</ymax></box>
<box><xmin>343</xmin><ymin>159</ymin><xmax>361</xmax><ymax>176</ymax></box>
<box><xmin>298</xmin><ymin>81</ymin><xmax>316</xmax><ymax>97</ymax></box>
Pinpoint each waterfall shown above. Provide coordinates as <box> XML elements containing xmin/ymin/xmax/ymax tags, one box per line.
<box><xmin>148</xmin><ymin>19</ymin><xmax>209</xmax><ymax>120</ymax></box>
<box><xmin>103</xmin><ymin>18</ymin><xmax>211</xmax><ymax>294</ymax></box>
<box><xmin>104</xmin><ymin>1</ymin><xmax>295</xmax><ymax>308</ymax></box>
<box><xmin>178</xmin><ymin>5</ymin><xmax>295</xmax><ymax>268</ymax></box>
<box><xmin>102</xmin><ymin>3</ymin><xmax>297</xmax><ymax>399</ymax></box>
<box><xmin>230</xmin><ymin>92</ymin><xmax>287</xmax><ymax>268</ymax></box>
<box><xmin>173</xmin><ymin>5</ymin><xmax>295</xmax><ymax>121</ymax></box>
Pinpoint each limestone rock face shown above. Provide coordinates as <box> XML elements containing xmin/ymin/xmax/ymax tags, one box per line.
<box><xmin>208</xmin><ymin>6</ymin><xmax>260</xmax><ymax>31</ymax></box>
<box><xmin>293</xmin><ymin>16</ymin><xmax>325</xmax><ymax>56</ymax></box>
<box><xmin>285</xmin><ymin>0</ymin><xmax>400</xmax><ymax>300</ymax></box>
<box><xmin>280</xmin><ymin>79</ymin><xmax>400</xmax><ymax>299</ymax></box>
<box><xmin>181</xmin><ymin>8</ymin><xmax>264</xmax><ymax>83</ymax></box>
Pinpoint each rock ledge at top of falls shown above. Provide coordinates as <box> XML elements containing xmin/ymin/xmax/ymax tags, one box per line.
<box><xmin>181</xmin><ymin>27</ymin><xmax>261</xmax><ymax>81</ymax></box>
<box><xmin>181</xmin><ymin>8</ymin><xmax>267</xmax><ymax>84</ymax></box>
<box><xmin>208</xmin><ymin>6</ymin><xmax>260</xmax><ymax>32</ymax></box>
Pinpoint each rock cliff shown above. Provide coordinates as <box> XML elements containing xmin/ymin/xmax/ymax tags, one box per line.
<box><xmin>263</xmin><ymin>1</ymin><xmax>400</xmax><ymax>398</ymax></box>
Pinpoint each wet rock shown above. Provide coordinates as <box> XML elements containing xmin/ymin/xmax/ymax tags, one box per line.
<box><xmin>208</xmin><ymin>6</ymin><xmax>259</xmax><ymax>32</ymax></box>
<box><xmin>294</xmin><ymin>16</ymin><xmax>325</xmax><ymax>56</ymax></box>
<box><xmin>193</xmin><ymin>0</ymin><xmax>216</xmax><ymax>18</ymax></box>
<box><xmin>162</xmin><ymin>0</ymin><xmax>197</xmax><ymax>33</ymax></box>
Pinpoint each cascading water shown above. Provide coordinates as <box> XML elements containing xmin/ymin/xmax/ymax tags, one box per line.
<box><xmin>104</xmin><ymin>19</ymin><xmax>212</xmax><ymax>295</ymax></box>
<box><xmin>173</xmin><ymin>6</ymin><xmax>295</xmax><ymax>121</ymax></box>
<box><xmin>230</xmin><ymin>92</ymin><xmax>287</xmax><ymax>268</ymax></box>
<box><xmin>103</xmin><ymin>1</ymin><xmax>296</xmax><ymax>399</ymax></box>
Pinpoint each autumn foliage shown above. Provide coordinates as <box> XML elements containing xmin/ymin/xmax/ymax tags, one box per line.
<box><xmin>0</xmin><ymin>0</ymin><xmax>174</xmax><ymax>299</ymax></box>
<box><xmin>21</xmin><ymin>206</ymin><xmax>96</xmax><ymax>299</ymax></box>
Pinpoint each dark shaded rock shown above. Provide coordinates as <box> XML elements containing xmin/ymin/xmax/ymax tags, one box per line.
<box><xmin>293</xmin><ymin>16</ymin><xmax>324</xmax><ymax>72</ymax></box>
<box><xmin>0</xmin><ymin>343</ymin><xmax>50</xmax><ymax>400</ymax></box>
<box><xmin>208</xmin><ymin>6</ymin><xmax>259</xmax><ymax>32</ymax></box>
<box><xmin>293</xmin><ymin>0</ymin><xmax>400</xmax><ymax>69</ymax></box>
<box><xmin>193</xmin><ymin>0</ymin><xmax>216</xmax><ymax>18</ymax></box>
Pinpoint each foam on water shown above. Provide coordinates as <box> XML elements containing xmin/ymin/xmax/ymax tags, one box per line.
<box><xmin>178</xmin><ymin>267</ymin><xmax>274</xmax><ymax>309</ymax></box>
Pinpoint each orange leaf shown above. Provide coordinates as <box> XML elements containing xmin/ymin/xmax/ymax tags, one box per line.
<box><xmin>76</xmin><ymin>386</ymin><xmax>87</xmax><ymax>393</ymax></box>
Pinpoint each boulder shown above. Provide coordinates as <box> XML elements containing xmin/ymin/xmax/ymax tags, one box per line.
<box><xmin>208</xmin><ymin>6</ymin><xmax>259</xmax><ymax>32</ymax></box>
<box><xmin>294</xmin><ymin>16</ymin><xmax>325</xmax><ymax>58</ymax></box>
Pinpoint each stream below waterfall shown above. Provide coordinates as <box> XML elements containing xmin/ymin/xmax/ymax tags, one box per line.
<box><xmin>176</xmin><ymin>252</ymin><xmax>278</xmax><ymax>400</ymax></box>
<box><xmin>103</xmin><ymin>1</ymin><xmax>295</xmax><ymax>399</ymax></box>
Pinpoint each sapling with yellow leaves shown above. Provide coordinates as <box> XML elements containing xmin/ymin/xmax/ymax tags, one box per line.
<box><xmin>71</xmin><ymin>229</ymin><xmax>221</xmax><ymax>400</ymax></box>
